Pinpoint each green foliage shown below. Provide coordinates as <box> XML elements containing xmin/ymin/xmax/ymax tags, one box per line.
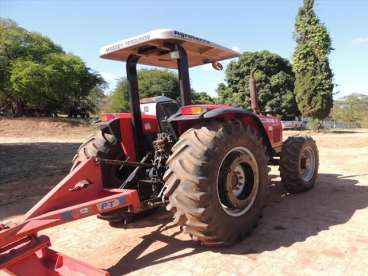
<box><xmin>43</xmin><ymin>53</ymin><xmax>105</xmax><ymax>113</ymax></box>
<box><xmin>106</xmin><ymin>78</ymin><xmax>130</xmax><ymax>113</ymax></box>
<box><xmin>292</xmin><ymin>0</ymin><xmax>333</xmax><ymax>120</ymax></box>
<box><xmin>309</xmin><ymin>118</ymin><xmax>324</xmax><ymax>131</ymax></box>
<box><xmin>138</xmin><ymin>69</ymin><xmax>180</xmax><ymax>100</ymax></box>
<box><xmin>105</xmin><ymin>69</ymin><xmax>214</xmax><ymax>113</ymax></box>
<box><xmin>105</xmin><ymin>68</ymin><xmax>180</xmax><ymax>113</ymax></box>
<box><xmin>0</xmin><ymin>18</ymin><xmax>105</xmax><ymax>116</ymax></box>
<box><xmin>216</xmin><ymin>51</ymin><xmax>299</xmax><ymax>119</ymax></box>
<box><xmin>331</xmin><ymin>94</ymin><xmax>368</xmax><ymax>128</ymax></box>
<box><xmin>192</xmin><ymin>91</ymin><xmax>214</xmax><ymax>104</ymax></box>
<box><xmin>0</xmin><ymin>19</ymin><xmax>62</xmax><ymax>63</ymax></box>
<box><xmin>9</xmin><ymin>60</ymin><xmax>54</xmax><ymax>112</ymax></box>
<box><xmin>87</xmin><ymin>86</ymin><xmax>106</xmax><ymax>114</ymax></box>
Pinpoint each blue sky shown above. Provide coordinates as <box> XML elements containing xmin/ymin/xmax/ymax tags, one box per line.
<box><xmin>1</xmin><ymin>0</ymin><xmax>367</xmax><ymax>98</ymax></box>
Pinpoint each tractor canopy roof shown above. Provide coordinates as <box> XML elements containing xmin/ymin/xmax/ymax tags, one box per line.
<box><xmin>100</xmin><ymin>29</ymin><xmax>240</xmax><ymax>68</ymax></box>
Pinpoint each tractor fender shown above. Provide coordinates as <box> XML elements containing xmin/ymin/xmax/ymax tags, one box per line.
<box><xmin>203</xmin><ymin>107</ymin><xmax>273</xmax><ymax>156</ymax></box>
<box><xmin>93</xmin><ymin>118</ymin><xmax>129</xmax><ymax>160</ymax></box>
<box><xmin>94</xmin><ymin>118</ymin><xmax>122</xmax><ymax>143</ymax></box>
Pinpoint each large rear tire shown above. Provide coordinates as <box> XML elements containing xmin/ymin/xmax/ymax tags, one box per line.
<box><xmin>164</xmin><ymin>120</ymin><xmax>269</xmax><ymax>245</ymax></box>
<box><xmin>280</xmin><ymin>136</ymin><xmax>319</xmax><ymax>193</ymax></box>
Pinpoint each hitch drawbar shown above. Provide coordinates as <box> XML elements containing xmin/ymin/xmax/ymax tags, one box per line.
<box><xmin>0</xmin><ymin>158</ymin><xmax>141</xmax><ymax>276</ymax></box>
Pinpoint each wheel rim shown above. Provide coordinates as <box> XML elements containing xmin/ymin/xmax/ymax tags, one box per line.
<box><xmin>300</xmin><ymin>146</ymin><xmax>316</xmax><ymax>182</ymax></box>
<box><xmin>217</xmin><ymin>147</ymin><xmax>259</xmax><ymax>217</ymax></box>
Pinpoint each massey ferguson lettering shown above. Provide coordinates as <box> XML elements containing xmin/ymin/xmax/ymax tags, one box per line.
<box><xmin>105</xmin><ymin>34</ymin><xmax>150</xmax><ymax>53</ymax></box>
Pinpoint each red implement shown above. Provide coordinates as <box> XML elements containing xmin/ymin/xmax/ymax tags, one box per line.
<box><xmin>0</xmin><ymin>158</ymin><xmax>141</xmax><ymax>275</ymax></box>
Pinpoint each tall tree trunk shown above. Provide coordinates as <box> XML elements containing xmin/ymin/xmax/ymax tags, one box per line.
<box><xmin>12</xmin><ymin>99</ymin><xmax>24</xmax><ymax>116</ymax></box>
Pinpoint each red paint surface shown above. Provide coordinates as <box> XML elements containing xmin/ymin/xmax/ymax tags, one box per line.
<box><xmin>102</xmin><ymin>105</ymin><xmax>283</xmax><ymax>159</ymax></box>
<box><xmin>101</xmin><ymin>113</ymin><xmax>159</xmax><ymax>161</ymax></box>
<box><xmin>0</xmin><ymin>158</ymin><xmax>140</xmax><ymax>275</ymax></box>
<box><xmin>2</xmin><ymin>236</ymin><xmax>109</xmax><ymax>276</ymax></box>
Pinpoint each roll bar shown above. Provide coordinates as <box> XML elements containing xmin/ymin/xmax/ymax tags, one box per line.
<box><xmin>126</xmin><ymin>44</ymin><xmax>191</xmax><ymax>160</ymax></box>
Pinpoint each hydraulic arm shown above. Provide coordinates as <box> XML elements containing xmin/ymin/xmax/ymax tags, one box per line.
<box><xmin>0</xmin><ymin>158</ymin><xmax>140</xmax><ymax>276</ymax></box>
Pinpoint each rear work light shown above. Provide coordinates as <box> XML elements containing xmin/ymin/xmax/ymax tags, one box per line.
<box><xmin>99</xmin><ymin>114</ymin><xmax>110</xmax><ymax>122</ymax></box>
<box><xmin>180</xmin><ymin>106</ymin><xmax>207</xmax><ymax>115</ymax></box>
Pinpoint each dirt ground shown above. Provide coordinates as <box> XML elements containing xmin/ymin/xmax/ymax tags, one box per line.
<box><xmin>1</xmin><ymin>118</ymin><xmax>368</xmax><ymax>275</ymax></box>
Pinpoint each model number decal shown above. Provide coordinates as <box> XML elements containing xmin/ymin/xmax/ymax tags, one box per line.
<box><xmin>97</xmin><ymin>199</ymin><xmax>120</xmax><ymax>211</ymax></box>
<box><xmin>79</xmin><ymin>207</ymin><xmax>89</xmax><ymax>215</ymax></box>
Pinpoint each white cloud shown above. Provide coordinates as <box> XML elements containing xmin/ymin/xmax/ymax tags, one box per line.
<box><xmin>352</xmin><ymin>37</ymin><xmax>368</xmax><ymax>45</ymax></box>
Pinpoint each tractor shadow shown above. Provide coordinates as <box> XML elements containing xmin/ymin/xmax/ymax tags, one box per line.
<box><xmin>107</xmin><ymin>209</ymin><xmax>205</xmax><ymax>274</ymax></box>
<box><xmin>109</xmin><ymin>173</ymin><xmax>368</xmax><ymax>275</ymax></box>
<box><xmin>108</xmin><ymin>211</ymin><xmax>205</xmax><ymax>275</ymax></box>
<box><xmin>220</xmin><ymin>173</ymin><xmax>368</xmax><ymax>255</ymax></box>
<box><xmin>0</xmin><ymin>142</ymin><xmax>79</xmax><ymax>184</ymax></box>
<box><xmin>328</xmin><ymin>130</ymin><xmax>364</xmax><ymax>134</ymax></box>
<box><xmin>0</xmin><ymin>142</ymin><xmax>79</xmax><ymax>220</ymax></box>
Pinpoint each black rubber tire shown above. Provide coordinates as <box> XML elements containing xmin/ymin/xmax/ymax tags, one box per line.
<box><xmin>71</xmin><ymin>130</ymin><xmax>124</xmax><ymax>188</ymax></box>
<box><xmin>280</xmin><ymin>136</ymin><xmax>319</xmax><ymax>193</ymax></box>
<box><xmin>163</xmin><ymin>120</ymin><xmax>269</xmax><ymax>245</ymax></box>
<box><xmin>71</xmin><ymin>130</ymin><xmax>158</xmax><ymax>223</ymax></box>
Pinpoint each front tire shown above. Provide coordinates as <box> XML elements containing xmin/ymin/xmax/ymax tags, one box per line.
<box><xmin>280</xmin><ymin>136</ymin><xmax>319</xmax><ymax>193</ymax></box>
<box><xmin>164</xmin><ymin>120</ymin><xmax>269</xmax><ymax>245</ymax></box>
<box><xmin>71</xmin><ymin>130</ymin><xmax>124</xmax><ymax>188</ymax></box>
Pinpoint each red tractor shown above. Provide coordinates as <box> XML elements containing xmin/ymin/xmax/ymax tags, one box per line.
<box><xmin>0</xmin><ymin>29</ymin><xmax>319</xmax><ymax>275</ymax></box>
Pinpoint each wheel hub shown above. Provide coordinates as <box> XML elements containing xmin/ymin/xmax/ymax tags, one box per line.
<box><xmin>300</xmin><ymin>146</ymin><xmax>316</xmax><ymax>182</ymax></box>
<box><xmin>217</xmin><ymin>147</ymin><xmax>259</xmax><ymax>217</ymax></box>
<box><xmin>229</xmin><ymin>164</ymin><xmax>246</xmax><ymax>197</ymax></box>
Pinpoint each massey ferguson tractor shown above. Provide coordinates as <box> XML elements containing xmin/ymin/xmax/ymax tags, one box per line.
<box><xmin>0</xmin><ymin>29</ymin><xmax>319</xmax><ymax>275</ymax></box>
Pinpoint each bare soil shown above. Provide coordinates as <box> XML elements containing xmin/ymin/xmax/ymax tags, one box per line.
<box><xmin>1</xmin><ymin>118</ymin><xmax>368</xmax><ymax>275</ymax></box>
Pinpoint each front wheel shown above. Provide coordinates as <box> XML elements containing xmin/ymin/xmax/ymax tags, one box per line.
<box><xmin>280</xmin><ymin>136</ymin><xmax>319</xmax><ymax>193</ymax></box>
<box><xmin>164</xmin><ymin>120</ymin><xmax>269</xmax><ymax>245</ymax></box>
<box><xmin>71</xmin><ymin>130</ymin><xmax>124</xmax><ymax>188</ymax></box>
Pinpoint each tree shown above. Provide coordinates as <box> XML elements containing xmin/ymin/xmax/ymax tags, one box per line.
<box><xmin>0</xmin><ymin>18</ymin><xmax>104</xmax><ymax>116</ymax></box>
<box><xmin>331</xmin><ymin>93</ymin><xmax>368</xmax><ymax>128</ymax></box>
<box><xmin>0</xmin><ymin>18</ymin><xmax>63</xmax><ymax>114</ymax></box>
<box><xmin>137</xmin><ymin>69</ymin><xmax>180</xmax><ymax>100</ymax></box>
<box><xmin>7</xmin><ymin>52</ymin><xmax>104</xmax><ymax>116</ymax></box>
<box><xmin>106</xmin><ymin>69</ymin><xmax>178</xmax><ymax>113</ymax></box>
<box><xmin>105</xmin><ymin>78</ymin><xmax>130</xmax><ymax>113</ymax></box>
<box><xmin>9</xmin><ymin>60</ymin><xmax>54</xmax><ymax>114</ymax></box>
<box><xmin>217</xmin><ymin>51</ymin><xmax>299</xmax><ymax>119</ymax></box>
<box><xmin>105</xmin><ymin>69</ymin><xmax>214</xmax><ymax>112</ymax></box>
<box><xmin>87</xmin><ymin>86</ymin><xmax>107</xmax><ymax>114</ymax></box>
<box><xmin>292</xmin><ymin>0</ymin><xmax>333</xmax><ymax>121</ymax></box>
<box><xmin>43</xmin><ymin>53</ymin><xmax>105</xmax><ymax>114</ymax></box>
<box><xmin>192</xmin><ymin>91</ymin><xmax>214</xmax><ymax>104</ymax></box>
